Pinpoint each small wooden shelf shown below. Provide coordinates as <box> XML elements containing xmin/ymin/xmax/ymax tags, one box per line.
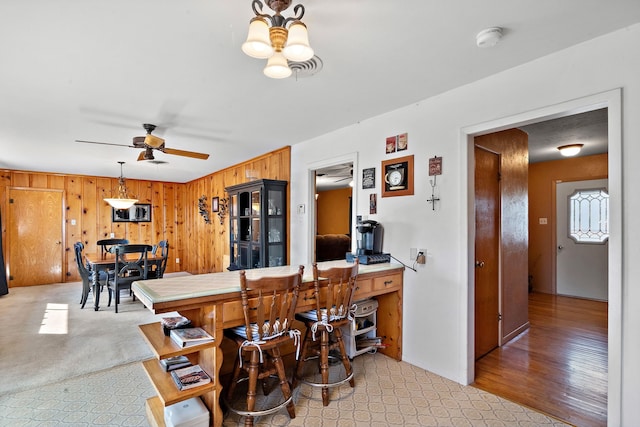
<box><xmin>145</xmin><ymin>396</ymin><xmax>166</xmax><ymax>427</ymax></box>
<box><xmin>138</xmin><ymin>322</ymin><xmax>216</xmax><ymax>359</ymax></box>
<box><xmin>141</xmin><ymin>358</ymin><xmax>217</xmax><ymax>407</ymax></box>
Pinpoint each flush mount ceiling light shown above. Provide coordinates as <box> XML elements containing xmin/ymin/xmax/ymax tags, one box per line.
<box><xmin>476</xmin><ymin>27</ymin><xmax>503</xmax><ymax>48</ymax></box>
<box><xmin>104</xmin><ymin>161</ymin><xmax>138</xmax><ymax>210</ymax></box>
<box><xmin>242</xmin><ymin>0</ymin><xmax>314</xmax><ymax>79</ymax></box>
<box><xmin>557</xmin><ymin>144</ymin><xmax>584</xmax><ymax>157</ymax></box>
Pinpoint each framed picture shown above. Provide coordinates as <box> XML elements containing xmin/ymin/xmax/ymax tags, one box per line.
<box><xmin>112</xmin><ymin>203</ymin><xmax>151</xmax><ymax>222</ymax></box>
<box><xmin>381</xmin><ymin>154</ymin><xmax>414</xmax><ymax>198</ymax></box>
<box><xmin>362</xmin><ymin>167</ymin><xmax>376</xmax><ymax>189</ymax></box>
<box><xmin>212</xmin><ymin>197</ymin><xmax>220</xmax><ymax>212</ymax></box>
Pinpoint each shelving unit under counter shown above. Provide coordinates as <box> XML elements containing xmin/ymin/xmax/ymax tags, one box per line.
<box><xmin>138</xmin><ymin>322</ymin><xmax>218</xmax><ymax>427</ymax></box>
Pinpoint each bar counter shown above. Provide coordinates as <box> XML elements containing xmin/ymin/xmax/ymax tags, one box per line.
<box><xmin>132</xmin><ymin>261</ymin><xmax>404</xmax><ymax>427</ymax></box>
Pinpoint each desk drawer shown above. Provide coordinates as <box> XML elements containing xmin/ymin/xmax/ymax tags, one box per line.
<box><xmin>353</xmin><ymin>278</ymin><xmax>373</xmax><ymax>299</ymax></box>
<box><xmin>374</xmin><ymin>274</ymin><xmax>402</xmax><ymax>292</ymax></box>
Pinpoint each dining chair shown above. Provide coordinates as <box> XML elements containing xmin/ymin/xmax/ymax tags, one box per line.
<box><xmin>74</xmin><ymin>242</ymin><xmax>93</xmax><ymax>309</ymax></box>
<box><xmin>223</xmin><ymin>266</ymin><xmax>304</xmax><ymax>427</ymax></box>
<box><xmin>96</xmin><ymin>238</ymin><xmax>129</xmax><ymax>256</ymax></box>
<box><xmin>147</xmin><ymin>240</ymin><xmax>169</xmax><ymax>279</ymax></box>
<box><xmin>107</xmin><ymin>244</ymin><xmax>152</xmax><ymax>313</ymax></box>
<box><xmin>292</xmin><ymin>259</ymin><xmax>359</xmax><ymax>406</ymax></box>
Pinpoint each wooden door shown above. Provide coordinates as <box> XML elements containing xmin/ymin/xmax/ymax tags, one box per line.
<box><xmin>474</xmin><ymin>146</ymin><xmax>500</xmax><ymax>359</ymax></box>
<box><xmin>7</xmin><ymin>188</ymin><xmax>64</xmax><ymax>286</ymax></box>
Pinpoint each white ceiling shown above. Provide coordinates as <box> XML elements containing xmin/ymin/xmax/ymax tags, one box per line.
<box><xmin>1</xmin><ymin>1</ymin><xmax>637</xmax><ymax>183</ymax></box>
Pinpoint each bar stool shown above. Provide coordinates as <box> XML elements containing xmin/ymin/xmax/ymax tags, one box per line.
<box><xmin>293</xmin><ymin>260</ymin><xmax>359</xmax><ymax>406</ymax></box>
<box><xmin>224</xmin><ymin>266</ymin><xmax>304</xmax><ymax>427</ymax></box>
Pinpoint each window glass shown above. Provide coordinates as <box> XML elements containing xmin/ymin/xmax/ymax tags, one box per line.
<box><xmin>568</xmin><ymin>188</ymin><xmax>609</xmax><ymax>243</ymax></box>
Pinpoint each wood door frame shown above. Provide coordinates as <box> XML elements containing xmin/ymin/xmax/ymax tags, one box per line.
<box><xmin>461</xmin><ymin>88</ymin><xmax>622</xmax><ymax>425</ymax></box>
<box><xmin>6</xmin><ymin>186</ymin><xmax>66</xmax><ymax>286</ymax></box>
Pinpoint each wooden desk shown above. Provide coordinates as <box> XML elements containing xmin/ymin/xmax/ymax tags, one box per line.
<box><xmin>85</xmin><ymin>251</ymin><xmax>162</xmax><ymax>311</ymax></box>
<box><xmin>132</xmin><ymin>261</ymin><xmax>404</xmax><ymax>427</ymax></box>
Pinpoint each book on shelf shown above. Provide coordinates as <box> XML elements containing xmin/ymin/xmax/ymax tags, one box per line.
<box><xmin>161</xmin><ymin>315</ymin><xmax>192</xmax><ymax>335</ymax></box>
<box><xmin>170</xmin><ymin>327</ymin><xmax>214</xmax><ymax>348</ymax></box>
<box><xmin>160</xmin><ymin>355</ymin><xmax>192</xmax><ymax>372</ymax></box>
<box><xmin>170</xmin><ymin>364</ymin><xmax>211</xmax><ymax>391</ymax></box>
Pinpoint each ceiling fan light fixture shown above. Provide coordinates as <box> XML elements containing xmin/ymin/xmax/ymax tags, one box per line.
<box><xmin>144</xmin><ymin>133</ymin><xmax>164</xmax><ymax>148</ymax></box>
<box><xmin>557</xmin><ymin>143</ymin><xmax>584</xmax><ymax>157</ymax></box>
<box><xmin>104</xmin><ymin>161</ymin><xmax>138</xmax><ymax>210</ymax></box>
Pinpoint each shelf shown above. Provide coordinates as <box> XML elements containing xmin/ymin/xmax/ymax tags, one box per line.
<box><xmin>138</xmin><ymin>322</ymin><xmax>216</xmax><ymax>359</ymax></box>
<box><xmin>142</xmin><ymin>358</ymin><xmax>217</xmax><ymax>407</ymax></box>
<box><xmin>347</xmin><ymin>324</ymin><xmax>376</xmax><ymax>337</ymax></box>
<box><xmin>145</xmin><ymin>396</ymin><xmax>166</xmax><ymax>427</ymax></box>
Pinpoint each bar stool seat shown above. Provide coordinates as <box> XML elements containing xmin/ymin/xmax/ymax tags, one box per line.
<box><xmin>223</xmin><ymin>266</ymin><xmax>304</xmax><ymax>427</ymax></box>
<box><xmin>293</xmin><ymin>260</ymin><xmax>359</xmax><ymax>406</ymax></box>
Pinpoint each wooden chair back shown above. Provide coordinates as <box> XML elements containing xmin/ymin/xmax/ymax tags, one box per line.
<box><xmin>149</xmin><ymin>240</ymin><xmax>169</xmax><ymax>278</ymax></box>
<box><xmin>239</xmin><ymin>265</ymin><xmax>304</xmax><ymax>342</ymax></box>
<box><xmin>74</xmin><ymin>242</ymin><xmax>90</xmax><ymax>280</ymax></box>
<box><xmin>312</xmin><ymin>259</ymin><xmax>359</xmax><ymax>323</ymax></box>
<box><xmin>113</xmin><ymin>244</ymin><xmax>152</xmax><ymax>282</ymax></box>
<box><xmin>97</xmin><ymin>238</ymin><xmax>129</xmax><ymax>256</ymax></box>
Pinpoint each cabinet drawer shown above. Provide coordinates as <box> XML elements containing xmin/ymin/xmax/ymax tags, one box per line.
<box><xmin>373</xmin><ymin>273</ymin><xmax>402</xmax><ymax>292</ymax></box>
<box><xmin>353</xmin><ymin>278</ymin><xmax>373</xmax><ymax>299</ymax></box>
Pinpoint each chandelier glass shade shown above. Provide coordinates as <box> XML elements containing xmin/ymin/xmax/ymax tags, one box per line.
<box><xmin>242</xmin><ymin>0</ymin><xmax>314</xmax><ymax>79</ymax></box>
<box><xmin>104</xmin><ymin>162</ymin><xmax>138</xmax><ymax>210</ymax></box>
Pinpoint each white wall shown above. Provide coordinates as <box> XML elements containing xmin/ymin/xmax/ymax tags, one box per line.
<box><xmin>290</xmin><ymin>24</ymin><xmax>640</xmax><ymax>425</ymax></box>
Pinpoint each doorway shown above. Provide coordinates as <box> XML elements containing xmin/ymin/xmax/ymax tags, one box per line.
<box><xmin>306</xmin><ymin>153</ymin><xmax>358</xmax><ymax>263</ymax></box>
<box><xmin>464</xmin><ymin>89</ymin><xmax>621</xmax><ymax>423</ymax></box>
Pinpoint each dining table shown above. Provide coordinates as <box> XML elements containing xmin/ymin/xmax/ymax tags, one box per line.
<box><xmin>84</xmin><ymin>250</ymin><xmax>163</xmax><ymax>311</ymax></box>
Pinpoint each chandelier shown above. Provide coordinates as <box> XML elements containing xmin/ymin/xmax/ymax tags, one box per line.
<box><xmin>242</xmin><ymin>0</ymin><xmax>314</xmax><ymax>79</ymax></box>
<box><xmin>104</xmin><ymin>161</ymin><xmax>138</xmax><ymax>210</ymax></box>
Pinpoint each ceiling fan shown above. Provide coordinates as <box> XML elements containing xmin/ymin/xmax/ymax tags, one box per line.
<box><xmin>75</xmin><ymin>123</ymin><xmax>210</xmax><ymax>162</ymax></box>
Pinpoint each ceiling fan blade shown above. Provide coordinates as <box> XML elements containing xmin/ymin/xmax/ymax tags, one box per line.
<box><xmin>137</xmin><ymin>151</ymin><xmax>146</xmax><ymax>161</ymax></box>
<box><xmin>75</xmin><ymin>139</ymin><xmax>133</xmax><ymax>148</ymax></box>
<box><xmin>162</xmin><ymin>147</ymin><xmax>209</xmax><ymax>160</ymax></box>
<box><xmin>335</xmin><ymin>176</ymin><xmax>352</xmax><ymax>182</ymax></box>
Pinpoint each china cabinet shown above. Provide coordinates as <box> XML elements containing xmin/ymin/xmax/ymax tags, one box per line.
<box><xmin>225</xmin><ymin>179</ymin><xmax>287</xmax><ymax>270</ymax></box>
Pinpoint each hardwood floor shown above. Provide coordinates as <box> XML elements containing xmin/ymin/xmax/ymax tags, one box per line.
<box><xmin>473</xmin><ymin>292</ymin><xmax>608</xmax><ymax>427</ymax></box>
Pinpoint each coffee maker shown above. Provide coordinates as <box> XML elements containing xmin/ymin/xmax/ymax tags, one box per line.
<box><xmin>348</xmin><ymin>220</ymin><xmax>391</xmax><ymax>264</ymax></box>
<box><xmin>356</xmin><ymin>220</ymin><xmax>383</xmax><ymax>255</ymax></box>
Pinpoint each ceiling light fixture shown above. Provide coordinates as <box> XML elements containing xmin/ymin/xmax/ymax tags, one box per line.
<box><xmin>476</xmin><ymin>27</ymin><xmax>503</xmax><ymax>48</ymax></box>
<box><xmin>557</xmin><ymin>144</ymin><xmax>584</xmax><ymax>157</ymax></box>
<box><xmin>104</xmin><ymin>161</ymin><xmax>138</xmax><ymax>210</ymax></box>
<box><xmin>242</xmin><ymin>0</ymin><xmax>314</xmax><ymax>79</ymax></box>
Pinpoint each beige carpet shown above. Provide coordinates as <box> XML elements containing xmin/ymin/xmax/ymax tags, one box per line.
<box><xmin>0</xmin><ymin>274</ymin><xmax>188</xmax><ymax>396</ymax></box>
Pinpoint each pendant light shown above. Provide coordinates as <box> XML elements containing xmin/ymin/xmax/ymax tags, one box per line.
<box><xmin>104</xmin><ymin>161</ymin><xmax>138</xmax><ymax>210</ymax></box>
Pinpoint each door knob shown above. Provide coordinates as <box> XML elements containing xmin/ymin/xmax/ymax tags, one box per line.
<box><xmin>475</xmin><ymin>260</ymin><xmax>485</xmax><ymax>268</ymax></box>
<box><xmin>558</xmin><ymin>245</ymin><xmax>563</xmax><ymax>250</ymax></box>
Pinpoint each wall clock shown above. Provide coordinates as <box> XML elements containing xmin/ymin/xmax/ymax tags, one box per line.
<box><xmin>381</xmin><ymin>154</ymin><xmax>414</xmax><ymax>197</ymax></box>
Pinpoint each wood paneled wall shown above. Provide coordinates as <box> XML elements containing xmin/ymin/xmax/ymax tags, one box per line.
<box><xmin>0</xmin><ymin>146</ymin><xmax>290</xmax><ymax>284</ymax></box>
<box><xmin>317</xmin><ymin>188</ymin><xmax>352</xmax><ymax>235</ymax></box>
<box><xmin>475</xmin><ymin>129</ymin><xmax>529</xmax><ymax>344</ymax></box>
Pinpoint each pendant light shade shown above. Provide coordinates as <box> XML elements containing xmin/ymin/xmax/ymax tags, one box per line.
<box><xmin>104</xmin><ymin>162</ymin><xmax>138</xmax><ymax>210</ymax></box>
<box><xmin>264</xmin><ymin>51</ymin><xmax>292</xmax><ymax>79</ymax></box>
<box><xmin>242</xmin><ymin>17</ymin><xmax>274</xmax><ymax>59</ymax></box>
<box><xmin>282</xmin><ymin>21</ymin><xmax>314</xmax><ymax>62</ymax></box>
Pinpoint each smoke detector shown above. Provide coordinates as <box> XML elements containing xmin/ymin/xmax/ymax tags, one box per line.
<box><xmin>476</xmin><ymin>27</ymin><xmax>503</xmax><ymax>48</ymax></box>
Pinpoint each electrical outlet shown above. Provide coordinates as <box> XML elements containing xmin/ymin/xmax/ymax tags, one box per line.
<box><xmin>176</xmin><ymin>258</ymin><xmax>180</xmax><ymax>264</ymax></box>
<box><xmin>110</xmin><ymin>232</ymin><xmax>115</xmax><ymax>238</ymax></box>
